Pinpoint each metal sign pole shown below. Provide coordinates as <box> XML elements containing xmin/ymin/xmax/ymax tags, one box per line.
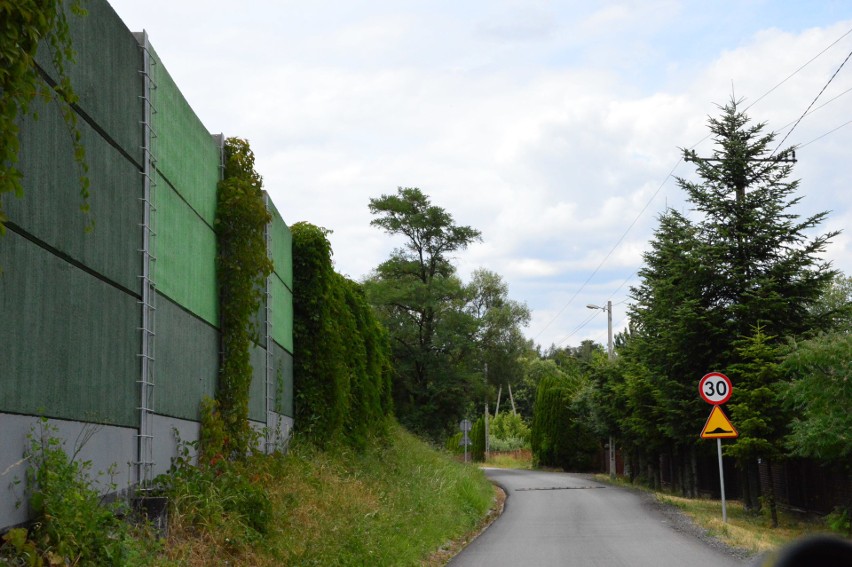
<box><xmin>717</xmin><ymin>438</ymin><xmax>727</xmax><ymax>523</ymax></box>
<box><xmin>700</xmin><ymin>372</ymin><xmax>736</xmax><ymax>524</ymax></box>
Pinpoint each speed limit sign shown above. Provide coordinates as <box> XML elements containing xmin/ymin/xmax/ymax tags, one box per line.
<box><xmin>699</xmin><ymin>372</ymin><xmax>732</xmax><ymax>405</ymax></box>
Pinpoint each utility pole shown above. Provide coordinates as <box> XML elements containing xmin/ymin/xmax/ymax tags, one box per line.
<box><xmin>587</xmin><ymin>300</ymin><xmax>615</xmax><ymax>478</ymax></box>
<box><xmin>484</xmin><ymin>363</ymin><xmax>489</xmax><ymax>461</ymax></box>
<box><xmin>495</xmin><ymin>385</ymin><xmax>502</xmax><ymax>419</ymax></box>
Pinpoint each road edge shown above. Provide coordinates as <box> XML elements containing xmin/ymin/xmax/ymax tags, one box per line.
<box><xmin>424</xmin><ymin>476</ymin><xmax>508</xmax><ymax>566</ymax></box>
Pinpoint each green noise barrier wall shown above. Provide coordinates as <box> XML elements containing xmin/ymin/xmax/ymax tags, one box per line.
<box><xmin>0</xmin><ymin>0</ymin><xmax>294</xmax><ymax>529</ymax></box>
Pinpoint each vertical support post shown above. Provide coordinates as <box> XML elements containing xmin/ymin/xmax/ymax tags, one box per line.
<box><xmin>137</xmin><ymin>30</ymin><xmax>158</xmax><ymax>489</ymax></box>
<box><xmin>606</xmin><ymin>300</ymin><xmax>615</xmax><ymax>479</ymax></box>
<box><xmin>464</xmin><ymin>434</ymin><xmax>468</xmax><ymax>463</ymax></box>
<box><xmin>264</xmin><ymin>193</ymin><xmax>275</xmax><ymax>453</ymax></box>
<box><xmin>484</xmin><ymin>363</ymin><xmax>489</xmax><ymax>461</ymax></box>
<box><xmin>717</xmin><ymin>438</ymin><xmax>727</xmax><ymax>523</ymax></box>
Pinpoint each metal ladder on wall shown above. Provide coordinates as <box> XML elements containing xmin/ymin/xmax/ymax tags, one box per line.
<box><xmin>264</xmin><ymin>194</ymin><xmax>276</xmax><ymax>453</ymax></box>
<box><xmin>137</xmin><ymin>31</ymin><xmax>158</xmax><ymax>489</ymax></box>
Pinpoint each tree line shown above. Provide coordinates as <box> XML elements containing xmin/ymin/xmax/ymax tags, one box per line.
<box><xmin>529</xmin><ymin>99</ymin><xmax>851</xmax><ymax>526</ymax></box>
<box><xmin>290</xmin><ymin>99</ymin><xmax>849</xmax><ymax>525</ymax></box>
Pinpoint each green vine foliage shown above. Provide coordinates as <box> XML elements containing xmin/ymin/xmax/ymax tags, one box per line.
<box><xmin>213</xmin><ymin>137</ymin><xmax>273</xmax><ymax>459</ymax></box>
<box><xmin>291</xmin><ymin>222</ymin><xmax>392</xmax><ymax>448</ymax></box>
<box><xmin>0</xmin><ymin>0</ymin><xmax>90</xmax><ymax>235</ymax></box>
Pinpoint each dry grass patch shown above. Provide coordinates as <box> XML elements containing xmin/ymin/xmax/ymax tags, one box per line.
<box><xmin>655</xmin><ymin>493</ymin><xmax>829</xmax><ymax>555</ymax></box>
<box><xmin>485</xmin><ymin>449</ymin><xmax>533</xmax><ymax>470</ymax></box>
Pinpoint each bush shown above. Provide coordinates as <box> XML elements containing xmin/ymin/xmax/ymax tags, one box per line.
<box><xmin>3</xmin><ymin>418</ymin><xmax>155</xmax><ymax>566</ymax></box>
<box><xmin>489</xmin><ymin>412</ymin><xmax>530</xmax><ymax>445</ymax></box>
<box><xmin>156</xmin><ymin>440</ymin><xmax>272</xmax><ymax>550</ymax></box>
<box><xmin>488</xmin><ymin>435</ymin><xmax>528</xmax><ymax>452</ymax></box>
<box><xmin>470</xmin><ymin>417</ymin><xmax>486</xmax><ymax>462</ymax></box>
<box><xmin>826</xmin><ymin>506</ymin><xmax>851</xmax><ymax>536</ymax></box>
<box><xmin>292</xmin><ymin>222</ymin><xmax>392</xmax><ymax>448</ymax></box>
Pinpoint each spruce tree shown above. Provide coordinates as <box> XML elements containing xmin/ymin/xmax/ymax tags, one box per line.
<box><xmin>679</xmin><ymin>98</ymin><xmax>838</xmax><ymax>355</ymax></box>
<box><xmin>620</xmin><ymin>98</ymin><xmax>837</xmax><ymax>494</ymax></box>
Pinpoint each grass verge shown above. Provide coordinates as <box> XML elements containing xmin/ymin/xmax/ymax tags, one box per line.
<box><xmin>595</xmin><ymin>474</ymin><xmax>835</xmax><ymax>556</ymax></box>
<box><xmin>163</xmin><ymin>423</ymin><xmax>496</xmax><ymax>566</ymax></box>
<box><xmin>484</xmin><ymin>449</ymin><xmax>533</xmax><ymax>470</ymax></box>
<box><xmin>656</xmin><ymin>494</ymin><xmax>829</xmax><ymax>555</ymax></box>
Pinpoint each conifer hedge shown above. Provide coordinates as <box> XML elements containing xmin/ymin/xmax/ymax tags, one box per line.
<box><xmin>531</xmin><ymin>368</ymin><xmax>598</xmax><ymax>471</ymax></box>
<box><xmin>291</xmin><ymin>222</ymin><xmax>392</xmax><ymax>447</ymax></box>
<box><xmin>470</xmin><ymin>417</ymin><xmax>486</xmax><ymax>462</ymax></box>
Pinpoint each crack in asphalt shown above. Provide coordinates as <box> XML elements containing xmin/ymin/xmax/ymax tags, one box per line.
<box><xmin>515</xmin><ymin>485</ymin><xmax>607</xmax><ymax>491</ymax></box>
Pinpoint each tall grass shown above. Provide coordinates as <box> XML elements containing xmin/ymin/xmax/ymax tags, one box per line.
<box><xmin>164</xmin><ymin>423</ymin><xmax>495</xmax><ymax>566</ymax></box>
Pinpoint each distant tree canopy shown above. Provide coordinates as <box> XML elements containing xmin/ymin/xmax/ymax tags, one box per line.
<box><xmin>364</xmin><ymin>187</ymin><xmax>530</xmax><ymax>441</ymax></box>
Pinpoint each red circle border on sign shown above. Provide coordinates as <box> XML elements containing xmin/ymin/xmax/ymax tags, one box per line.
<box><xmin>699</xmin><ymin>372</ymin><xmax>732</xmax><ymax>405</ymax></box>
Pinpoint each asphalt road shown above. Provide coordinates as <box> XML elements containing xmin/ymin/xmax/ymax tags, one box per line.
<box><xmin>449</xmin><ymin>468</ymin><xmax>749</xmax><ymax>567</ymax></box>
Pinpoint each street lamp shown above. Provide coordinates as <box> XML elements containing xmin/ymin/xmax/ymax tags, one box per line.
<box><xmin>586</xmin><ymin>301</ymin><xmax>612</xmax><ymax>361</ymax></box>
<box><xmin>587</xmin><ymin>300</ymin><xmax>615</xmax><ymax>478</ymax></box>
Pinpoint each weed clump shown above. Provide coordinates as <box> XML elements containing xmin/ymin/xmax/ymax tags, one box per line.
<box><xmin>0</xmin><ymin>418</ymin><xmax>156</xmax><ymax>566</ymax></box>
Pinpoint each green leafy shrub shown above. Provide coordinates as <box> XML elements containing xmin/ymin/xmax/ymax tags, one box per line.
<box><xmin>488</xmin><ymin>435</ymin><xmax>528</xmax><ymax>452</ymax></box>
<box><xmin>445</xmin><ymin>432</ymin><xmax>464</xmax><ymax>454</ymax></box>
<box><xmin>291</xmin><ymin>222</ymin><xmax>392</xmax><ymax>448</ymax></box>
<box><xmin>826</xmin><ymin>506</ymin><xmax>851</xmax><ymax>536</ymax></box>
<box><xmin>5</xmin><ymin>418</ymin><xmax>154</xmax><ymax>566</ymax></box>
<box><xmin>156</xmin><ymin>439</ymin><xmax>272</xmax><ymax>549</ymax></box>
<box><xmin>470</xmin><ymin>417</ymin><xmax>486</xmax><ymax>462</ymax></box>
<box><xmin>489</xmin><ymin>412</ymin><xmax>530</xmax><ymax>446</ymax></box>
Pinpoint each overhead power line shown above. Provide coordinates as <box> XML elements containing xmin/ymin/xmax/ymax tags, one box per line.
<box><xmin>773</xmin><ymin>46</ymin><xmax>852</xmax><ymax>154</ymax></box>
<box><xmin>535</xmin><ymin>25</ymin><xmax>852</xmax><ymax>347</ymax></box>
<box><xmin>531</xmin><ymin>159</ymin><xmax>682</xmax><ymax>343</ymax></box>
<box><xmin>799</xmin><ymin>118</ymin><xmax>852</xmax><ymax>149</ymax></box>
<box><xmin>745</xmin><ymin>25</ymin><xmax>852</xmax><ymax>112</ymax></box>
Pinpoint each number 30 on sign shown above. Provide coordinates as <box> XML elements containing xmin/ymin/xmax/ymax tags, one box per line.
<box><xmin>699</xmin><ymin>372</ymin><xmax>732</xmax><ymax>405</ymax></box>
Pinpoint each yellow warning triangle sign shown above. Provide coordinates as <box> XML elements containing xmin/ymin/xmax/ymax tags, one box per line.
<box><xmin>700</xmin><ymin>405</ymin><xmax>739</xmax><ymax>439</ymax></box>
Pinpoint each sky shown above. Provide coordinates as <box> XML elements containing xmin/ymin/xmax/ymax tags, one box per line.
<box><xmin>108</xmin><ymin>0</ymin><xmax>852</xmax><ymax>350</ymax></box>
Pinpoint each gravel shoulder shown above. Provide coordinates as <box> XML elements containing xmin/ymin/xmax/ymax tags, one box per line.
<box><xmin>587</xmin><ymin>474</ymin><xmax>757</xmax><ymax>563</ymax></box>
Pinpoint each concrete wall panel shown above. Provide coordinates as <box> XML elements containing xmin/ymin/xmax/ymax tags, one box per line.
<box><xmin>0</xmin><ymin>414</ymin><xmax>136</xmax><ymax>529</ymax></box>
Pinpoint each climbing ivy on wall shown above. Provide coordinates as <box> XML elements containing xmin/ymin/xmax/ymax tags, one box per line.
<box><xmin>211</xmin><ymin>137</ymin><xmax>273</xmax><ymax>459</ymax></box>
<box><xmin>291</xmin><ymin>222</ymin><xmax>392</xmax><ymax>448</ymax></box>
<box><xmin>0</xmin><ymin>0</ymin><xmax>89</xmax><ymax>234</ymax></box>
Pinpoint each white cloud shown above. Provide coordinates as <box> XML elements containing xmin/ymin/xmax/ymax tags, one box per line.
<box><xmin>108</xmin><ymin>0</ymin><xmax>852</xmax><ymax>348</ymax></box>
